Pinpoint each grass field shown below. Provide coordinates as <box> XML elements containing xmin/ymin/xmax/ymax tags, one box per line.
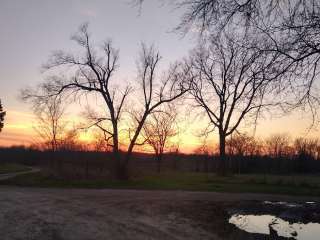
<box><xmin>1</xmin><ymin>171</ymin><xmax>320</xmax><ymax>196</ymax></box>
<box><xmin>0</xmin><ymin>163</ymin><xmax>31</xmax><ymax>174</ymax></box>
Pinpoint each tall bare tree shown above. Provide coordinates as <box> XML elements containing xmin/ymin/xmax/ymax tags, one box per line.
<box><xmin>22</xmin><ymin>24</ymin><xmax>130</xmax><ymax>178</ymax></box>
<box><xmin>0</xmin><ymin>99</ymin><xmax>5</xmax><ymax>132</ymax></box>
<box><xmin>188</xmin><ymin>33</ymin><xmax>283</xmax><ymax>174</ymax></box>
<box><xmin>123</xmin><ymin>44</ymin><xmax>189</xmax><ymax>177</ymax></box>
<box><xmin>138</xmin><ymin>0</ymin><xmax>320</xmax><ymax>121</ymax></box>
<box><xmin>47</xmin><ymin>24</ymin><xmax>129</xmax><ymax>164</ymax></box>
<box><xmin>142</xmin><ymin>105</ymin><xmax>178</xmax><ymax>172</ymax></box>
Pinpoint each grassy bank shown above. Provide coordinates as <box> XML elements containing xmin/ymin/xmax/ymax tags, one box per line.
<box><xmin>1</xmin><ymin>171</ymin><xmax>320</xmax><ymax>196</ymax></box>
<box><xmin>0</xmin><ymin>163</ymin><xmax>31</xmax><ymax>174</ymax></box>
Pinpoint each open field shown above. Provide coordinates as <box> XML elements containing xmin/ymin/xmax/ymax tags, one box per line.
<box><xmin>0</xmin><ymin>186</ymin><xmax>319</xmax><ymax>240</ymax></box>
<box><xmin>1</xmin><ymin>171</ymin><xmax>320</xmax><ymax>196</ymax></box>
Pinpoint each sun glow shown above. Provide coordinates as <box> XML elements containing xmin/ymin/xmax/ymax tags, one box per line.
<box><xmin>0</xmin><ymin>107</ymin><xmax>319</xmax><ymax>154</ymax></box>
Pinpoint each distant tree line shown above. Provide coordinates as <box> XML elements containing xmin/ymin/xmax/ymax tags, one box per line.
<box><xmin>226</xmin><ymin>133</ymin><xmax>320</xmax><ymax>160</ymax></box>
<box><xmin>2</xmin><ymin>138</ymin><xmax>320</xmax><ymax>179</ymax></box>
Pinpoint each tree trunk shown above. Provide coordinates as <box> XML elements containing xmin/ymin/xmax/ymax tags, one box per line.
<box><xmin>113</xmin><ymin>148</ymin><xmax>129</xmax><ymax>181</ymax></box>
<box><xmin>121</xmin><ymin>114</ymin><xmax>148</xmax><ymax>180</ymax></box>
<box><xmin>157</xmin><ymin>154</ymin><xmax>162</xmax><ymax>173</ymax></box>
<box><xmin>117</xmin><ymin>161</ymin><xmax>129</xmax><ymax>180</ymax></box>
<box><xmin>110</xmin><ymin>123</ymin><xmax>129</xmax><ymax>180</ymax></box>
<box><xmin>112</xmin><ymin>148</ymin><xmax>129</xmax><ymax>180</ymax></box>
<box><xmin>219</xmin><ymin>131</ymin><xmax>226</xmax><ymax>176</ymax></box>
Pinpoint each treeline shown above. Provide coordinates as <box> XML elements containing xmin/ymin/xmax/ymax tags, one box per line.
<box><xmin>1</xmin><ymin>133</ymin><xmax>320</xmax><ymax>179</ymax></box>
<box><xmin>200</xmin><ymin>133</ymin><xmax>320</xmax><ymax>175</ymax></box>
<box><xmin>224</xmin><ymin>133</ymin><xmax>320</xmax><ymax>160</ymax></box>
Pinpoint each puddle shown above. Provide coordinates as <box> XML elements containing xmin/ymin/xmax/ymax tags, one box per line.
<box><xmin>263</xmin><ymin>201</ymin><xmax>303</xmax><ymax>208</ymax></box>
<box><xmin>229</xmin><ymin>214</ymin><xmax>320</xmax><ymax>239</ymax></box>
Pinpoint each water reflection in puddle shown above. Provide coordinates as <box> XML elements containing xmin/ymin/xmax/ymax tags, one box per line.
<box><xmin>229</xmin><ymin>214</ymin><xmax>320</xmax><ymax>239</ymax></box>
<box><xmin>263</xmin><ymin>201</ymin><xmax>303</xmax><ymax>208</ymax></box>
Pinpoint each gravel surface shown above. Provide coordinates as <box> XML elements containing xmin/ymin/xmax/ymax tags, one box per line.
<box><xmin>0</xmin><ymin>187</ymin><xmax>319</xmax><ymax>240</ymax></box>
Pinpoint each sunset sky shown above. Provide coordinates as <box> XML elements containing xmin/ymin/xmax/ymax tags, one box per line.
<box><xmin>0</xmin><ymin>0</ymin><xmax>319</xmax><ymax>153</ymax></box>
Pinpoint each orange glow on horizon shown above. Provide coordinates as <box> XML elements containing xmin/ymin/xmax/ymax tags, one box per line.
<box><xmin>0</xmin><ymin>110</ymin><xmax>203</xmax><ymax>153</ymax></box>
<box><xmin>0</xmin><ymin>109</ymin><xmax>319</xmax><ymax>154</ymax></box>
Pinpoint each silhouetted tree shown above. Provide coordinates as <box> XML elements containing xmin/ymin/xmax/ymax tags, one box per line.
<box><xmin>226</xmin><ymin>132</ymin><xmax>259</xmax><ymax>156</ymax></box>
<box><xmin>123</xmin><ymin>44</ymin><xmax>189</xmax><ymax>177</ymax></box>
<box><xmin>187</xmin><ymin>33</ymin><xmax>283</xmax><ymax>174</ymax></box>
<box><xmin>21</xmin><ymin>92</ymin><xmax>66</xmax><ymax>152</ymax></box>
<box><xmin>0</xmin><ymin>99</ymin><xmax>5</xmax><ymax>132</ymax></box>
<box><xmin>194</xmin><ymin>136</ymin><xmax>211</xmax><ymax>172</ymax></box>
<box><xmin>265</xmin><ymin>134</ymin><xmax>292</xmax><ymax>158</ymax></box>
<box><xmin>59</xmin><ymin>128</ymin><xmax>82</xmax><ymax>151</ymax></box>
<box><xmin>138</xmin><ymin>0</ymin><xmax>320</xmax><ymax>121</ymax></box>
<box><xmin>92</xmin><ymin>130</ymin><xmax>113</xmax><ymax>152</ymax></box>
<box><xmin>293</xmin><ymin>137</ymin><xmax>318</xmax><ymax>173</ymax></box>
<box><xmin>142</xmin><ymin>105</ymin><xmax>178</xmax><ymax>172</ymax></box>
<box><xmin>294</xmin><ymin>137</ymin><xmax>319</xmax><ymax>160</ymax></box>
<box><xmin>226</xmin><ymin>132</ymin><xmax>260</xmax><ymax>174</ymax></box>
<box><xmin>22</xmin><ymin>24</ymin><xmax>129</xmax><ymax>178</ymax></box>
<box><xmin>46</xmin><ymin>24</ymin><xmax>129</xmax><ymax>176</ymax></box>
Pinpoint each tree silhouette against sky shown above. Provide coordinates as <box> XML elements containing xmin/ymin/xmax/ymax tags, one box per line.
<box><xmin>0</xmin><ymin>99</ymin><xmax>5</xmax><ymax>132</ymax></box>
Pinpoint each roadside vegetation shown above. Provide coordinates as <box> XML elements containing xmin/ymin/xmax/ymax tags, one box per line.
<box><xmin>1</xmin><ymin>171</ymin><xmax>319</xmax><ymax>196</ymax></box>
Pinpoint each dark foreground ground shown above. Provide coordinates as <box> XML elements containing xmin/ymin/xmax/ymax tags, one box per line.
<box><xmin>0</xmin><ymin>187</ymin><xmax>319</xmax><ymax>240</ymax></box>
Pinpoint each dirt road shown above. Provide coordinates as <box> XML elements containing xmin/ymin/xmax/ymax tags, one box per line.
<box><xmin>0</xmin><ymin>187</ymin><xmax>318</xmax><ymax>240</ymax></box>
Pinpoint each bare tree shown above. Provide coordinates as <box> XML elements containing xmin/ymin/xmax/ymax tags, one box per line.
<box><xmin>92</xmin><ymin>130</ymin><xmax>114</xmax><ymax>152</ymax></box>
<box><xmin>226</xmin><ymin>132</ymin><xmax>260</xmax><ymax>174</ymax></box>
<box><xmin>294</xmin><ymin>137</ymin><xmax>319</xmax><ymax>159</ymax></box>
<box><xmin>82</xmin><ymin>106</ymin><xmax>118</xmax><ymax>151</ymax></box>
<box><xmin>194</xmin><ymin>135</ymin><xmax>212</xmax><ymax>173</ymax></box>
<box><xmin>142</xmin><ymin>105</ymin><xmax>178</xmax><ymax>172</ymax></box>
<box><xmin>138</xmin><ymin>0</ymin><xmax>320</xmax><ymax>122</ymax></box>
<box><xmin>226</xmin><ymin>132</ymin><xmax>258</xmax><ymax>157</ymax></box>
<box><xmin>21</xmin><ymin>90</ymin><xmax>68</xmax><ymax>172</ymax></box>
<box><xmin>59</xmin><ymin>128</ymin><xmax>83</xmax><ymax>151</ymax></box>
<box><xmin>188</xmin><ymin>33</ymin><xmax>282</xmax><ymax>174</ymax></box>
<box><xmin>0</xmin><ymin>99</ymin><xmax>5</xmax><ymax>132</ymax></box>
<box><xmin>123</xmin><ymin>44</ymin><xmax>189</xmax><ymax>177</ymax></box>
<box><xmin>22</xmin><ymin>24</ymin><xmax>130</xmax><ymax>178</ymax></box>
<box><xmin>22</xmin><ymin>25</ymin><xmax>189</xmax><ymax>179</ymax></box>
<box><xmin>21</xmin><ymin>93</ymin><xmax>66</xmax><ymax>152</ymax></box>
<box><xmin>265</xmin><ymin>134</ymin><xmax>292</xmax><ymax>158</ymax></box>
<box><xmin>154</xmin><ymin>0</ymin><xmax>320</xmax><ymax>68</ymax></box>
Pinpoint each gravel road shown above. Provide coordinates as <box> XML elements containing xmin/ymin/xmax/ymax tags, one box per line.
<box><xmin>0</xmin><ymin>187</ymin><xmax>318</xmax><ymax>240</ymax></box>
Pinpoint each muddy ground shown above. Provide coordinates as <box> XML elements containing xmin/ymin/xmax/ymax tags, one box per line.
<box><xmin>0</xmin><ymin>187</ymin><xmax>319</xmax><ymax>240</ymax></box>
